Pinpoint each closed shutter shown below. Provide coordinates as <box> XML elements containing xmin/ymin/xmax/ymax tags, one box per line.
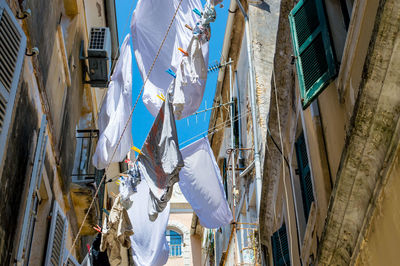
<box><xmin>271</xmin><ymin>224</ymin><xmax>290</xmax><ymax>266</ymax></box>
<box><xmin>63</xmin><ymin>249</ymin><xmax>80</xmax><ymax>266</ymax></box>
<box><xmin>295</xmin><ymin>133</ymin><xmax>314</xmax><ymax>221</ymax></box>
<box><xmin>289</xmin><ymin>0</ymin><xmax>336</xmax><ymax>109</ymax></box>
<box><xmin>0</xmin><ymin>0</ymin><xmax>27</xmax><ymax>165</ymax></box>
<box><xmin>16</xmin><ymin>115</ymin><xmax>48</xmax><ymax>264</ymax></box>
<box><xmin>44</xmin><ymin>201</ymin><xmax>68</xmax><ymax>266</ymax></box>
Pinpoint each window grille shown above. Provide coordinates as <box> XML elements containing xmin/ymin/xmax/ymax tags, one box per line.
<box><xmin>166</xmin><ymin>230</ymin><xmax>183</xmax><ymax>257</ymax></box>
<box><xmin>71</xmin><ymin>129</ymin><xmax>99</xmax><ymax>183</ymax></box>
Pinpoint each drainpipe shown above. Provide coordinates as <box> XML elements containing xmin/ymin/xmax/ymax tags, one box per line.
<box><xmin>235</xmin><ymin>0</ymin><xmax>262</xmax><ymax>217</ymax></box>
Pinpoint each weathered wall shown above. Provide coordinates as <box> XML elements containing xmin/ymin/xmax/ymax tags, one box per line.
<box><xmin>354</xmin><ymin>144</ymin><xmax>400</xmax><ymax>266</ymax></box>
<box><xmin>318</xmin><ymin>0</ymin><xmax>400</xmax><ymax>263</ymax></box>
<box><xmin>0</xmin><ymin>81</ymin><xmax>38</xmax><ymax>265</ymax></box>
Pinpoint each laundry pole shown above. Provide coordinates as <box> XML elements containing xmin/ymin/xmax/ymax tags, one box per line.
<box><xmin>235</xmin><ymin>0</ymin><xmax>262</xmax><ymax>217</ymax></box>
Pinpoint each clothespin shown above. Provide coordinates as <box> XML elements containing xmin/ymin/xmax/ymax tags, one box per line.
<box><xmin>93</xmin><ymin>224</ymin><xmax>102</xmax><ymax>233</ymax></box>
<box><xmin>102</xmin><ymin>208</ymin><xmax>110</xmax><ymax>216</ymax></box>
<box><xmin>178</xmin><ymin>47</ymin><xmax>189</xmax><ymax>56</ymax></box>
<box><xmin>193</xmin><ymin>8</ymin><xmax>202</xmax><ymax>17</ymax></box>
<box><xmin>185</xmin><ymin>24</ymin><xmax>193</xmax><ymax>31</ymax></box>
<box><xmin>157</xmin><ymin>94</ymin><xmax>165</xmax><ymax>102</ymax></box>
<box><xmin>131</xmin><ymin>146</ymin><xmax>142</xmax><ymax>154</ymax></box>
<box><xmin>115</xmin><ymin>180</ymin><xmax>121</xmax><ymax>186</ymax></box>
<box><xmin>166</xmin><ymin>68</ymin><xmax>176</xmax><ymax>78</ymax></box>
<box><xmin>86</xmin><ymin>244</ymin><xmax>91</xmax><ymax>253</ymax></box>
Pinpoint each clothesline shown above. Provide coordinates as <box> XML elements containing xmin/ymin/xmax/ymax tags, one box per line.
<box><xmin>105</xmin><ymin>108</ymin><xmax>251</xmax><ymax>184</ymax></box>
<box><xmin>66</xmin><ymin>0</ymin><xmax>185</xmax><ymax>260</ymax></box>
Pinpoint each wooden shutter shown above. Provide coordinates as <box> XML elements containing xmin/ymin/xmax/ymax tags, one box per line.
<box><xmin>16</xmin><ymin>115</ymin><xmax>48</xmax><ymax>263</ymax></box>
<box><xmin>289</xmin><ymin>0</ymin><xmax>336</xmax><ymax>109</ymax></box>
<box><xmin>0</xmin><ymin>0</ymin><xmax>27</xmax><ymax>165</ymax></box>
<box><xmin>44</xmin><ymin>201</ymin><xmax>68</xmax><ymax>266</ymax></box>
<box><xmin>63</xmin><ymin>249</ymin><xmax>80</xmax><ymax>266</ymax></box>
<box><xmin>271</xmin><ymin>224</ymin><xmax>290</xmax><ymax>266</ymax></box>
<box><xmin>295</xmin><ymin>133</ymin><xmax>314</xmax><ymax>221</ymax></box>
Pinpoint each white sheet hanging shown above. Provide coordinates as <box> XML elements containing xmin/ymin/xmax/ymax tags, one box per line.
<box><xmin>127</xmin><ymin>181</ymin><xmax>170</xmax><ymax>266</ymax></box>
<box><xmin>179</xmin><ymin>137</ymin><xmax>233</xmax><ymax>228</ymax></box>
<box><xmin>130</xmin><ymin>0</ymin><xmax>209</xmax><ymax>118</ymax></box>
<box><xmin>92</xmin><ymin>34</ymin><xmax>133</xmax><ymax>170</ymax></box>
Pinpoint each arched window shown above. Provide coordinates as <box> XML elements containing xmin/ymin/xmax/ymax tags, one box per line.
<box><xmin>166</xmin><ymin>229</ymin><xmax>182</xmax><ymax>256</ymax></box>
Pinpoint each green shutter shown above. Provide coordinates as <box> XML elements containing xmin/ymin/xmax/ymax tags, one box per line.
<box><xmin>289</xmin><ymin>0</ymin><xmax>337</xmax><ymax>109</ymax></box>
<box><xmin>295</xmin><ymin>133</ymin><xmax>314</xmax><ymax>221</ymax></box>
<box><xmin>271</xmin><ymin>224</ymin><xmax>290</xmax><ymax>266</ymax></box>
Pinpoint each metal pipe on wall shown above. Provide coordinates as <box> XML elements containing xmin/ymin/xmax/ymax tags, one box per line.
<box><xmin>235</xmin><ymin>0</ymin><xmax>262</xmax><ymax>217</ymax></box>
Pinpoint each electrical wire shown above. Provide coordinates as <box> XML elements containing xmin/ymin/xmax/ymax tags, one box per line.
<box><xmin>65</xmin><ymin>0</ymin><xmax>184</xmax><ymax>262</ymax></box>
<box><xmin>273</xmin><ymin>69</ymin><xmax>293</xmax><ymax>266</ymax></box>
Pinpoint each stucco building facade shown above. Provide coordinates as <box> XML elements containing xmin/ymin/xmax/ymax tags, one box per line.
<box><xmin>202</xmin><ymin>0</ymin><xmax>400</xmax><ymax>265</ymax></box>
<box><xmin>0</xmin><ymin>0</ymin><xmax>119</xmax><ymax>264</ymax></box>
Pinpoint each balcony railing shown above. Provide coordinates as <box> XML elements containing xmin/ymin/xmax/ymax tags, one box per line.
<box><xmin>169</xmin><ymin>244</ymin><xmax>182</xmax><ymax>257</ymax></box>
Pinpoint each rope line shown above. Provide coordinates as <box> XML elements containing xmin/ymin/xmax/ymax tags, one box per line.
<box><xmin>65</xmin><ymin>0</ymin><xmax>184</xmax><ymax>261</ymax></box>
<box><xmin>105</xmin><ymin>108</ymin><xmax>251</xmax><ymax>184</ymax></box>
<box><xmin>273</xmin><ymin>69</ymin><xmax>292</xmax><ymax>266</ymax></box>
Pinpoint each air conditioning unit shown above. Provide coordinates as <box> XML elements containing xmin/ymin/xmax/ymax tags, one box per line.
<box><xmin>87</xmin><ymin>27</ymin><xmax>111</xmax><ymax>87</ymax></box>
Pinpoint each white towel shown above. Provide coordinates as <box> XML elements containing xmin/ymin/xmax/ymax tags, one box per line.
<box><xmin>179</xmin><ymin>137</ymin><xmax>233</xmax><ymax>228</ymax></box>
<box><xmin>92</xmin><ymin>34</ymin><xmax>133</xmax><ymax>169</ymax></box>
<box><xmin>127</xmin><ymin>181</ymin><xmax>170</xmax><ymax>266</ymax></box>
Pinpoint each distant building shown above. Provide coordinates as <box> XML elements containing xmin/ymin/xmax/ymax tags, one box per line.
<box><xmin>202</xmin><ymin>0</ymin><xmax>400</xmax><ymax>265</ymax></box>
<box><xmin>0</xmin><ymin>0</ymin><xmax>119</xmax><ymax>264</ymax></box>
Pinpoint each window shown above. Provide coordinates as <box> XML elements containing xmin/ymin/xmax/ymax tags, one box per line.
<box><xmin>0</xmin><ymin>0</ymin><xmax>27</xmax><ymax>167</ymax></box>
<box><xmin>16</xmin><ymin>115</ymin><xmax>48</xmax><ymax>264</ymax></box>
<box><xmin>71</xmin><ymin>129</ymin><xmax>99</xmax><ymax>183</ymax></box>
<box><xmin>44</xmin><ymin>201</ymin><xmax>68</xmax><ymax>266</ymax></box>
<box><xmin>289</xmin><ymin>0</ymin><xmax>337</xmax><ymax>109</ymax></box>
<box><xmin>271</xmin><ymin>223</ymin><xmax>290</xmax><ymax>266</ymax></box>
<box><xmin>166</xmin><ymin>230</ymin><xmax>183</xmax><ymax>257</ymax></box>
<box><xmin>295</xmin><ymin>133</ymin><xmax>314</xmax><ymax>221</ymax></box>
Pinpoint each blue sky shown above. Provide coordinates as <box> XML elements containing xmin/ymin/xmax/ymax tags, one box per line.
<box><xmin>115</xmin><ymin>0</ymin><xmax>229</xmax><ymax>149</ymax></box>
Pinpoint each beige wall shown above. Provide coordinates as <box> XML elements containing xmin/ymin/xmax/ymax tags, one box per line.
<box><xmin>355</xmin><ymin>145</ymin><xmax>400</xmax><ymax>266</ymax></box>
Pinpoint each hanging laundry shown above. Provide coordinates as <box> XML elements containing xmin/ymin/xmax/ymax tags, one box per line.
<box><xmin>172</xmin><ymin>36</ymin><xmax>207</xmax><ymax>119</ymax></box>
<box><xmin>127</xmin><ymin>181</ymin><xmax>170</xmax><ymax>266</ymax></box>
<box><xmin>89</xmin><ymin>233</ymin><xmax>111</xmax><ymax>266</ymax></box>
<box><xmin>101</xmin><ymin>195</ymin><xmax>134</xmax><ymax>265</ymax></box>
<box><xmin>210</xmin><ymin>0</ymin><xmax>223</xmax><ymax>6</ymax></box>
<box><xmin>179</xmin><ymin>137</ymin><xmax>233</xmax><ymax>228</ymax></box>
<box><xmin>137</xmin><ymin>95</ymin><xmax>184</xmax><ymax>221</ymax></box>
<box><xmin>130</xmin><ymin>0</ymin><xmax>209</xmax><ymax>118</ymax></box>
<box><xmin>119</xmin><ymin>164</ymin><xmax>142</xmax><ymax>210</ymax></box>
<box><xmin>92</xmin><ymin>34</ymin><xmax>133</xmax><ymax>169</ymax></box>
